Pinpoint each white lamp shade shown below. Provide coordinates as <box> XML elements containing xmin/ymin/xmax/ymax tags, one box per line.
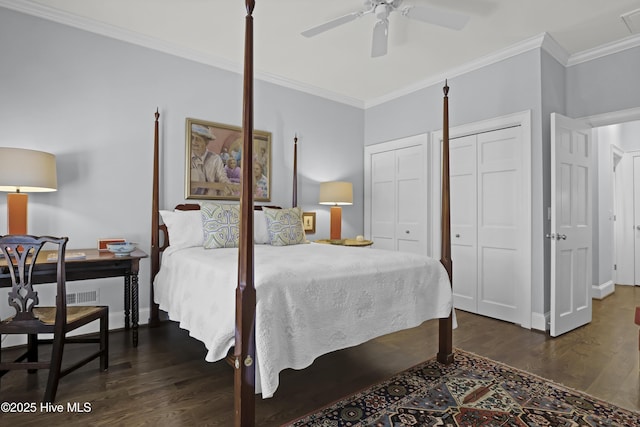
<box><xmin>319</xmin><ymin>181</ymin><xmax>353</xmax><ymax>205</ymax></box>
<box><xmin>0</xmin><ymin>147</ymin><xmax>57</xmax><ymax>192</ymax></box>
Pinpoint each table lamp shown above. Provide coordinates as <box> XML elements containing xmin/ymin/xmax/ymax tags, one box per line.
<box><xmin>0</xmin><ymin>147</ymin><xmax>58</xmax><ymax>235</ymax></box>
<box><xmin>319</xmin><ymin>181</ymin><xmax>353</xmax><ymax>241</ymax></box>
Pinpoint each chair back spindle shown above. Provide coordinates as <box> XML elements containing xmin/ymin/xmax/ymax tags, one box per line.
<box><xmin>0</xmin><ymin>236</ymin><xmax>67</xmax><ymax>323</ymax></box>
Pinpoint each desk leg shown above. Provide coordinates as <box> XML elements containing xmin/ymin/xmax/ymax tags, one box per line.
<box><xmin>124</xmin><ymin>275</ymin><xmax>131</xmax><ymax>330</ymax></box>
<box><xmin>131</xmin><ymin>273</ymin><xmax>139</xmax><ymax>347</ymax></box>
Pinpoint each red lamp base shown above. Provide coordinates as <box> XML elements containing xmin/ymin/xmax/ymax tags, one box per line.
<box><xmin>7</xmin><ymin>192</ymin><xmax>28</xmax><ymax>235</ymax></box>
<box><xmin>329</xmin><ymin>206</ymin><xmax>342</xmax><ymax>240</ymax></box>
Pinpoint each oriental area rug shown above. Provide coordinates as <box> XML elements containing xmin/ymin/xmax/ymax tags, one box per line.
<box><xmin>284</xmin><ymin>349</ymin><xmax>639</xmax><ymax>427</ymax></box>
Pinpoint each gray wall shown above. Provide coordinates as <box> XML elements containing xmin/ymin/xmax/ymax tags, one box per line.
<box><xmin>567</xmin><ymin>46</ymin><xmax>640</xmax><ymax>119</ymax></box>
<box><xmin>0</xmin><ymin>8</ymin><xmax>364</xmax><ymax>329</ymax></box>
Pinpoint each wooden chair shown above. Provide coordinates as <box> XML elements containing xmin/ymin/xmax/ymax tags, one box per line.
<box><xmin>0</xmin><ymin>235</ymin><xmax>108</xmax><ymax>402</ymax></box>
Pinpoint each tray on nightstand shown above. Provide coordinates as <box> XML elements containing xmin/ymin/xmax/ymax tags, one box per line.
<box><xmin>315</xmin><ymin>238</ymin><xmax>373</xmax><ymax>247</ymax></box>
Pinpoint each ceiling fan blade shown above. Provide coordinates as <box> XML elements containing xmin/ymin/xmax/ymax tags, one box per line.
<box><xmin>402</xmin><ymin>5</ymin><xmax>470</xmax><ymax>30</ymax></box>
<box><xmin>371</xmin><ymin>19</ymin><xmax>388</xmax><ymax>57</ymax></box>
<box><xmin>301</xmin><ymin>11</ymin><xmax>365</xmax><ymax>37</ymax></box>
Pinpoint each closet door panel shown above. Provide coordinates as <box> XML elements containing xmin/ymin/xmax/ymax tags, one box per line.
<box><xmin>367</xmin><ymin>136</ymin><xmax>427</xmax><ymax>255</ymax></box>
<box><xmin>371</xmin><ymin>151</ymin><xmax>395</xmax><ymax>250</ymax></box>
<box><xmin>476</xmin><ymin>127</ymin><xmax>521</xmax><ymax>323</ymax></box>
<box><xmin>396</xmin><ymin>145</ymin><xmax>424</xmax><ymax>254</ymax></box>
<box><xmin>450</xmin><ymin>135</ymin><xmax>478</xmax><ymax>312</ymax></box>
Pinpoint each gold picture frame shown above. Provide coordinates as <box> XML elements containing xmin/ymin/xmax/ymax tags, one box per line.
<box><xmin>185</xmin><ymin>118</ymin><xmax>271</xmax><ymax>201</ymax></box>
<box><xmin>302</xmin><ymin>212</ymin><xmax>316</xmax><ymax>234</ymax></box>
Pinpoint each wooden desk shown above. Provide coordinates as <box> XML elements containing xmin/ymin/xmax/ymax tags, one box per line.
<box><xmin>0</xmin><ymin>248</ymin><xmax>147</xmax><ymax>347</ymax></box>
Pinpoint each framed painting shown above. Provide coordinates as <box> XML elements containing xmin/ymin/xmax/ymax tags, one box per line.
<box><xmin>185</xmin><ymin>118</ymin><xmax>271</xmax><ymax>201</ymax></box>
<box><xmin>302</xmin><ymin>212</ymin><xmax>316</xmax><ymax>234</ymax></box>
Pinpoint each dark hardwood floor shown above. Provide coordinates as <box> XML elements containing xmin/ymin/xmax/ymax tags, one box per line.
<box><xmin>2</xmin><ymin>285</ymin><xmax>639</xmax><ymax>426</ymax></box>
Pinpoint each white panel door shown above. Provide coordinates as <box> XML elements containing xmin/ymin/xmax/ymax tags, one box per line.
<box><xmin>550</xmin><ymin>113</ymin><xmax>593</xmax><ymax>337</ymax></box>
<box><xmin>634</xmin><ymin>155</ymin><xmax>640</xmax><ymax>285</ymax></box>
<box><xmin>450</xmin><ymin>135</ymin><xmax>478</xmax><ymax>312</ymax></box>
<box><xmin>476</xmin><ymin>127</ymin><xmax>521</xmax><ymax>322</ymax></box>
<box><xmin>449</xmin><ymin>127</ymin><xmax>522</xmax><ymax>323</ymax></box>
<box><xmin>365</xmin><ymin>135</ymin><xmax>428</xmax><ymax>255</ymax></box>
<box><xmin>371</xmin><ymin>150</ymin><xmax>395</xmax><ymax>251</ymax></box>
<box><xmin>396</xmin><ymin>145</ymin><xmax>425</xmax><ymax>254</ymax></box>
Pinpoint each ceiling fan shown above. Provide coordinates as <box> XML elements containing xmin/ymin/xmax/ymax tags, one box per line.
<box><xmin>301</xmin><ymin>0</ymin><xmax>470</xmax><ymax>57</ymax></box>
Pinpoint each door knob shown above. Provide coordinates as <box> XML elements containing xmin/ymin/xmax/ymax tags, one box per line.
<box><xmin>545</xmin><ymin>233</ymin><xmax>566</xmax><ymax>240</ymax></box>
<box><xmin>455</xmin><ymin>234</ymin><xmax>460</xmax><ymax>238</ymax></box>
<box><xmin>636</xmin><ymin>225</ymin><xmax>640</xmax><ymax>230</ymax></box>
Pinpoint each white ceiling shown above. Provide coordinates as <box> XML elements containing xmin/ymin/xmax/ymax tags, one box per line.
<box><xmin>5</xmin><ymin>0</ymin><xmax>640</xmax><ymax>107</ymax></box>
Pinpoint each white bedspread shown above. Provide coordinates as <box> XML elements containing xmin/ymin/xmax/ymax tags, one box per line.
<box><xmin>154</xmin><ymin>242</ymin><xmax>453</xmax><ymax>398</ymax></box>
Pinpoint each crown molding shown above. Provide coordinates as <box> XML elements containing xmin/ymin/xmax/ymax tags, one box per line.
<box><xmin>540</xmin><ymin>32</ymin><xmax>570</xmax><ymax>65</ymax></box>
<box><xmin>0</xmin><ymin>0</ymin><xmax>365</xmax><ymax>109</ymax></box>
<box><xmin>567</xmin><ymin>33</ymin><xmax>640</xmax><ymax>66</ymax></box>
<box><xmin>581</xmin><ymin>106</ymin><xmax>640</xmax><ymax>128</ymax></box>
<box><xmin>258</xmin><ymin>72</ymin><xmax>364</xmax><ymax>108</ymax></box>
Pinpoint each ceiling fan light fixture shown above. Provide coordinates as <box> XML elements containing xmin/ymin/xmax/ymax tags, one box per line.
<box><xmin>375</xmin><ymin>4</ymin><xmax>389</xmax><ymax>20</ymax></box>
<box><xmin>302</xmin><ymin>0</ymin><xmax>469</xmax><ymax>57</ymax></box>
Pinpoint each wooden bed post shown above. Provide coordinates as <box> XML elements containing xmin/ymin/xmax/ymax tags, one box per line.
<box><xmin>292</xmin><ymin>134</ymin><xmax>298</xmax><ymax>208</ymax></box>
<box><xmin>235</xmin><ymin>1</ymin><xmax>257</xmax><ymax>426</ymax></box>
<box><xmin>149</xmin><ymin>108</ymin><xmax>160</xmax><ymax>327</ymax></box>
<box><xmin>437</xmin><ymin>81</ymin><xmax>454</xmax><ymax>364</ymax></box>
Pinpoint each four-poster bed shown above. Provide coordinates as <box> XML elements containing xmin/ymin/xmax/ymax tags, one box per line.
<box><xmin>149</xmin><ymin>2</ymin><xmax>454</xmax><ymax>425</ymax></box>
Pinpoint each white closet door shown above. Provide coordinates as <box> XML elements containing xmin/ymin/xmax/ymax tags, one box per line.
<box><xmin>450</xmin><ymin>135</ymin><xmax>478</xmax><ymax>312</ymax></box>
<box><xmin>396</xmin><ymin>145</ymin><xmax>425</xmax><ymax>254</ymax></box>
<box><xmin>476</xmin><ymin>127</ymin><xmax>521</xmax><ymax>322</ymax></box>
<box><xmin>449</xmin><ymin>127</ymin><xmax>522</xmax><ymax>324</ymax></box>
<box><xmin>371</xmin><ymin>150</ymin><xmax>395</xmax><ymax>251</ymax></box>
<box><xmin>366</xmin><ymin>135</ymin><xmax>427</xmax><ymax>255</ymax></box>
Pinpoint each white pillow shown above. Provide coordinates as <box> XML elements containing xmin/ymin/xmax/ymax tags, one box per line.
<box><xmin>254</xmin><ymin>210</ymin><xmax>270</xmax><ymax>244</ymax></box>
<box><xmin>159</xmin><ymin>209</ymin><xmax>204</xmax><ymax>250</ymax></box>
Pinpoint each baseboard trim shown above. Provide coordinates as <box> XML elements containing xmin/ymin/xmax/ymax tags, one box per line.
<box><xmin>592</xmin><ymin>281</ymin><xmax>615</xmax><ymax>300</ymax></box>
<box><xmin>531</xmin><ymin>311</ymin><xmax>549</xmax><ymax>332</ymax></box>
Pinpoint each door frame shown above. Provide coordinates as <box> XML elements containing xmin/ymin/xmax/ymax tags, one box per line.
<box><xmin>364</xmin><ymin>133</ymin><xmax>429</xmax><ymax>253</ymax></box>
<box><xmin>430</xmin><ymin>110</ymin><xmax>532</xmax><ymax>328</ymax></box>
<box><xmin>611</xmin><ymin>144</ymin><xmax>624</xmax><ymax>287</ymax></box>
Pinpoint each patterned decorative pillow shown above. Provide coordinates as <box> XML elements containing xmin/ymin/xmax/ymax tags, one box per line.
<box><xmin>200</xmin><ymin>202</ymin><xmax>240</xmax><ymax>249</ymax></box>
<box><xmin>263</xmin><ymin>207</ymin><xmax>306</xmax><ymax>246</ymax></box>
